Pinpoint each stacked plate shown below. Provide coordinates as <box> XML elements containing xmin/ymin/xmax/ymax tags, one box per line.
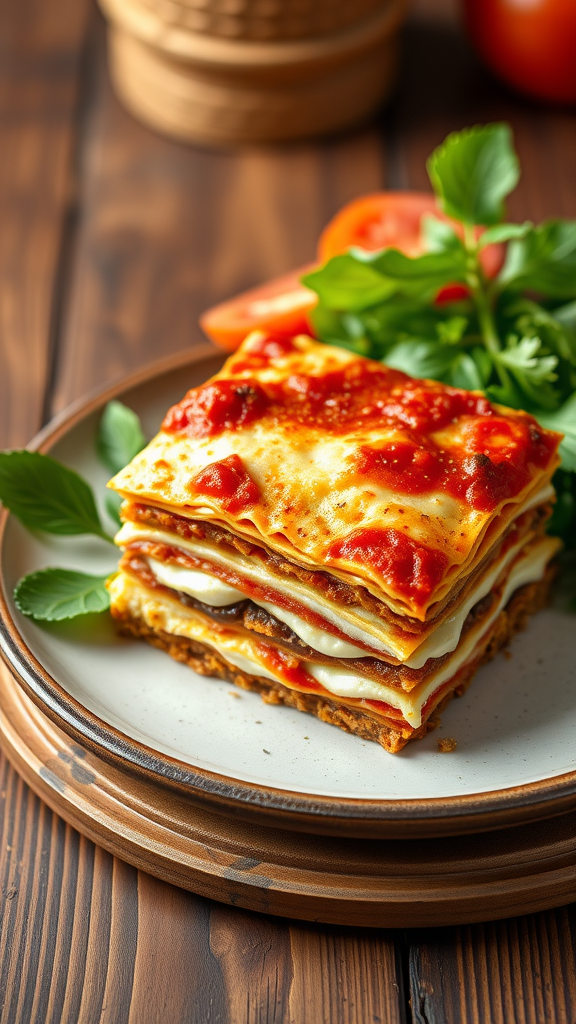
<box><xmin>1</xmin><ymin>349</ymin><xmax>576</xmax><ymax>927</ymax></box>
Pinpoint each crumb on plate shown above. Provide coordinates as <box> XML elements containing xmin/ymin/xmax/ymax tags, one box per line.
<box><xmin>437</xmin><ymin>737</ymin><xmax>457</xmax><ymax>753</ymax></box>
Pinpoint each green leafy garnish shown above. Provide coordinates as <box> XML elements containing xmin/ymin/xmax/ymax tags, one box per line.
<box><xmin>97</xmin><ymin>400</ymin><xmax>146</xmax><ymax>475</ymax></box>
<box><xmin>14</xmin><ymin>569</ymin><xmax>111</xmax><ymax>621</ymax></box>
<box><xmin>303</xmin><ymin>121</ymin><xmax>576</xmax><ymax>553</ymax></box>
<box><xmin>426</xmin><ymin>123</ymin><xmax>520</xmax><ymax>226</ymax></box>
<box><xmin>498</xmin><ymin>220</ymin><xmax>576</xmax><ymax>297</ymax></box>
<box><xmin>97</xmin><ymin>400</ymin><xmax>146</xmax><ymax>527</ymax></box>
<box><xmin>0</xmin><ymin>451</ymin><xmax>114</xmax><ymax>543</ymax></box>
<box><xmin>2</xmin><ymin>402</ymin><xmax>147</xmax><ymax>623</ymax></box>
<box><xmin>538</xmin><ymin>395</ymin><xmax>576</xmax><ymax>472</ymax></box>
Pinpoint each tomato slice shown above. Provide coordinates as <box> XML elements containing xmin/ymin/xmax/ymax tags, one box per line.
<box><xmin>318</xmin><ymin>192</ymin><xmax>445</xmax><ymax>262</ymax></box>
<box><xmin>199</xmin><ymin>266</ymin><xmax>317</xmax><ymax>352</ymax></box>
<box><xmin>200</xmin><ymin>194</ymin><xmax>505</xmax><ymax>351</ymax></box>
<box><xmin>318</xmin><ymin>191</ymin><xmax>504</xmax><ymax>289</ymax></box>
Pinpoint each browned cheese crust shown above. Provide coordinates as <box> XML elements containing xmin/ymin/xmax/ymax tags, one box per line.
<box><xmin>111</xmin><ymin>571</ymin><xmax>553</xmax><ymax>754</ymax></box>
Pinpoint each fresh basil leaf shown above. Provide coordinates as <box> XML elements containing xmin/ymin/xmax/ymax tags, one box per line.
<box><xmin>301</xmin><ymin>256</ymin><xmax>395</xmax><ymax>311</ymax></box>
<box><xmin>97</xmin><ymin>401</ymin><xmax>146</xmax><ymax>476</ymax></box>
<box><xmin>553</xmin><ymin>300</ymin><xmax>576</xmax><ymax>330</ymax></box>
<box><xmin>421</xmin><ymin>216</ymin><xmax>463</xmax><ymax>254</ymax></box>
<box><xmin>361</xmin><ymin>299</ymin><xmax>450</xmax><ymax>346</ymax></box>
<box><xmin>14</xmin><ymin>568</ymin><xmax>111</xmax><ymax>621</ymax></box>
<box><xmin>383</xmin><ymin>340</ymin><xmax>457</xmax><ymax>380</ymax></box>
<box><xmin>486</xmin><ymin>379</ymin><xmax>524</xmax><ymax>409</ymax></box>
<box><xmin>0</xmin><ymin>451</ymin><xmax>113</xmax><ymax>543</ymax></box>
<box><xmin>498</xmin><ymin>220</ymin><xmax>576</xmax><ymax>297</ymax></box>
<box><xmin>105</xmin><ymin>490</ymin><xmax>124</xmax><ymax>528</ymax></box>
<box><xmin>427</xmin><ymin>123</ymin><xmax>520</xmax><ymax>226</ymax></box>
<box><xmin>537</xmin><ymin>395</ymin><xmax>576</xmax><ymax>472</ymax></box>
<box><xmin>447</xmin><ymin>352</ymin><xmax>484</xmax><ymax>391</ymax></box>
<box><xmin>436</xmin><ymin>316</ymin><xmax>468</xmax><ymax>345</ymax></box>
<box><xmin>370</xmin><ymin>248</ymin><xmax>468</xmax><ymax>295</ymax></box>
<box><xmin>470</xmin><ymin>346</ymin><xmax>493</xmax><ymax>386</ymax></box>
<box><xmin>547</xmin><ymin>469</ymin><xmax>576</xmax><ymax>547</ymax></box>
<box><xmin>308</xmin><ymin>305</ymin><xmax>377</xmax><ymax>356</ymax></box>
<box><xmin>341</xmin><ymin>313</ymin><xmax>368</xmax><ymax>340</ymax></box>
<box><xmin>478</xmin><ymin>222</ymin><xmax>532</xmax><ymax>247</ymax></box>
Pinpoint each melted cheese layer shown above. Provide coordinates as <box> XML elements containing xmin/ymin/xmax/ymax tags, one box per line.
<box><xmin>109</xmin><ymin>535</ymin><xmax>558</xmax><ymax>730</ymax></box>
<box><xmin>147</xmin><ymin>556</ymin><xmax>368</xmax><ymax>658</ymax></box>
<box><xmin>116</xmin><ymin>481</ymin><xmax>553</xmax><ymax>665</ymax></box>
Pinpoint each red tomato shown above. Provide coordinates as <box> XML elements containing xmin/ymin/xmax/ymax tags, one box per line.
<box><xmin>318</xmin><ymin>191</ymin><xmax>504</xmax><ymax>290</ymax></box>
<box><xmin>199</xmin><ymin>266</ymin><xmax>317</xmax><ymax>352</ymax></box>
<box><xmin>200</xmin><ymin>194</ymin><xmax>504</xmax><ymax>350</ymax></box>
<box><xmin>464</xmin><ymin>0</ymin><xmax>576</xmax><ymax>105</ymax></box>
<box><xmin>319</xmin><ymin>193</ymin><xmax>446</xmax><ymax>262</ymax></box>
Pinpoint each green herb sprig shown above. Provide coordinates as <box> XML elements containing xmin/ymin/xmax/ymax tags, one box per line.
<box><xmin>302</xmin><ymin>122</ymin><xmax>576</xmax><ymax>550</ymax></box>
<box><xmin>0</xmin><ymin>401</ymin><xmax>146</xmax><ymax>621</ymax></box>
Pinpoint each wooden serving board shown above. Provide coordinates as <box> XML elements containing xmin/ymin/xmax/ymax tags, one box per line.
<box><xmin>2</xmin><ymin>661</ymin><xmax>575</xmax><ymax>929</ymax></box>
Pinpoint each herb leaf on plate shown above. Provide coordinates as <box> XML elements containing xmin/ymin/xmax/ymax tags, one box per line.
<box><xmin>0</xmin><ymin>451</ymin><xmax>114</xmax><ymax>543</ymax></box>
<box><xmin>14</xmin><ymin>568</ymin><xmax>111</xmax><ymax>621</ymax></box>
<box><xmin>97</xmin><ymin>400</ymin><xmax>146</xmax><ymax>476</ymax></box>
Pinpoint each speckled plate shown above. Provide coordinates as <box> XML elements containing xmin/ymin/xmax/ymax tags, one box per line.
<box><xmin>1</xmin><ymin>346</ymin><xmax>576</xmax><ymax>838</ymax></box>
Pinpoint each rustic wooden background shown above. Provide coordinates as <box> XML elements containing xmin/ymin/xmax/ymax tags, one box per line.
<box><xmin>1</xmin><ymin>0</ymin><xmax>576</xmax><ymax>1020</ymax></box>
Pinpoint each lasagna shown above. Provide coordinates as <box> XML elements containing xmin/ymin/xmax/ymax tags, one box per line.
<box><xmin>107</xmin><ymin>333</ymin><xmax>562</xmax><ymax>753</ymax></box>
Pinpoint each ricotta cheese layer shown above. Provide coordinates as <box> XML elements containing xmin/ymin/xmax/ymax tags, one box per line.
<box><xmin>110</xmin><ymin>535</ymin><xmax>558</xmax><ymax>729</ymax></box>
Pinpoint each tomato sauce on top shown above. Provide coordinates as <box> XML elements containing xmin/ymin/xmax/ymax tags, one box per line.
<box><xmin>162</xmin><ymin>333</ymin><xmax>558</xmax><ymax>516</ymax></box>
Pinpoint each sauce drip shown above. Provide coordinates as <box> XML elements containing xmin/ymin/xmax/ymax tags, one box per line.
<box><xmin>190</xmin><ymin>454</ymin><xmax>260</xmax><ymax>515</ymax></box>
<box><xmin>328</xmin><ymin>527</ymin><xmax>448</xmax><ymax>603</ymax></box>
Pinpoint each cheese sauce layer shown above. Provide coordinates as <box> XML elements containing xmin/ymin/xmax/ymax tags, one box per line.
<box><xmin>115</xmin><ymin>485</ymin><xmax>554</xmax><ymax>666</ymax></box>
<box><xmin>109</xmin><ymin>334</ymin><xmax>561</xmax><ymax>618</ymax></box>
<box><xmin>109</xmin><ymin>536</ymin><xmax>558</xmax><ymax>730</ymax></box>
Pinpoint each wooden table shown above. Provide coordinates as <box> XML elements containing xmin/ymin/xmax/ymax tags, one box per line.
<box><xmin>1</xmin><ymin>0</ymin><xmax>576</xmax><ymax>1019</ymax></box>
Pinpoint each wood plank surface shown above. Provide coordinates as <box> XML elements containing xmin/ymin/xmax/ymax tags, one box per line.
<box><xmin>1</xmin><ymin>0</ymin><xmax>576</xmax><ymax>1021</ymax></box>
<box><xmin>0</xmin><ymin>0</ymin><xmax>91</xmax><ymax>447</ymax></box>
<box><xmin>409</xmin><ymin>914</ymin><xmax>576</xmax><ymax>1024</ymax></box>
<box><xmin>51</xmin><ymin>21</ymin><xmax>386</xmax><ymax>411</ymax></box>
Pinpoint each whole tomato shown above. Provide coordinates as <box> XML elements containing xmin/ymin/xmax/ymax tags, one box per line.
<box><xmin>464</xmin><ymin>0</ymin><xmax>576</xmax><ymax>105</ymax></box>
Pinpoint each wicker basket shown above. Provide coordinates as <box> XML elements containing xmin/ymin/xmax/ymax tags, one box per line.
<box><xmin>137</xmin><ymin>0</ymin><xmax>386</xmax><ymax>41</ymax></box>
<box><xmin>99</xmin><ymin>0</ymin><xmax>407</xmax><ymax>144</ymax></box>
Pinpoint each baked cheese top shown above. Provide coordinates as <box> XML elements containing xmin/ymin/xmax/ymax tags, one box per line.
<box><xmin>109</xmin><ymin>334</ymin><xmax>560</xmax><ymax>619</ymax></box>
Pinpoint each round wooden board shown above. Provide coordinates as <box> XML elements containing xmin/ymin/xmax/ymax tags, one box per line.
<box><xmin>1</xmin><ymin>662</ymin><xmax>575</xmax><ymax>928</ymax></box>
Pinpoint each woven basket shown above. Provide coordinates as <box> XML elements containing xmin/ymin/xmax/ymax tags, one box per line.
<box><xmin>99</xmin><ymin>0</ymin><xmax>407</xmax><ymax>144</ymax></box>
<box><xmin>137</xmin><ymin>0</ymin><xmax>385</xmax><ymax>41</ymax></box>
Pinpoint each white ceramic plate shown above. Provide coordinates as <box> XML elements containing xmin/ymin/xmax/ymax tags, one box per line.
<box><xmin>1</xmin><ymin>348</ymin><xmax>575</xmax><ymax>832</ymax></box>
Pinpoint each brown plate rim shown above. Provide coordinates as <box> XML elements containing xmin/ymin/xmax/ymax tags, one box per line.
<box><xmin>1</xmin><ymin>345</ymin><xmax>576</xmax><ymax>838</ymax></box>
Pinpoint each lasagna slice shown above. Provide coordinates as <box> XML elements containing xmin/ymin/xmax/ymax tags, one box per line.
<box><xmin>107</xmin><ymin>334</ymin><xmax>562</xmax><ymax>753</ymax></box>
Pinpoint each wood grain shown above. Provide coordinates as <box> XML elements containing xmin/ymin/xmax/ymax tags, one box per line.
<box><xmin>52</xmin><ymin>21</ymin><xmax>386</xmax><ymax>410</ymax></box>
<box><xmin>1</xmin><ymin>0</ymin><xmax>576</xmax><ymax>1020</ymax></box>
<box><xmin>409</xmin><ymin>913</ymin><xmax>576</xmax><ymax>1024</ymax></box>
<box><xmin>386</xmin><ymin>20</ymin><xmax>576</xmax><ymax>222</ymax></box>
<box><xmin>0</xmin><ymin>0</ymin><xmax>91</xmax><ymax>448</ymax></box>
